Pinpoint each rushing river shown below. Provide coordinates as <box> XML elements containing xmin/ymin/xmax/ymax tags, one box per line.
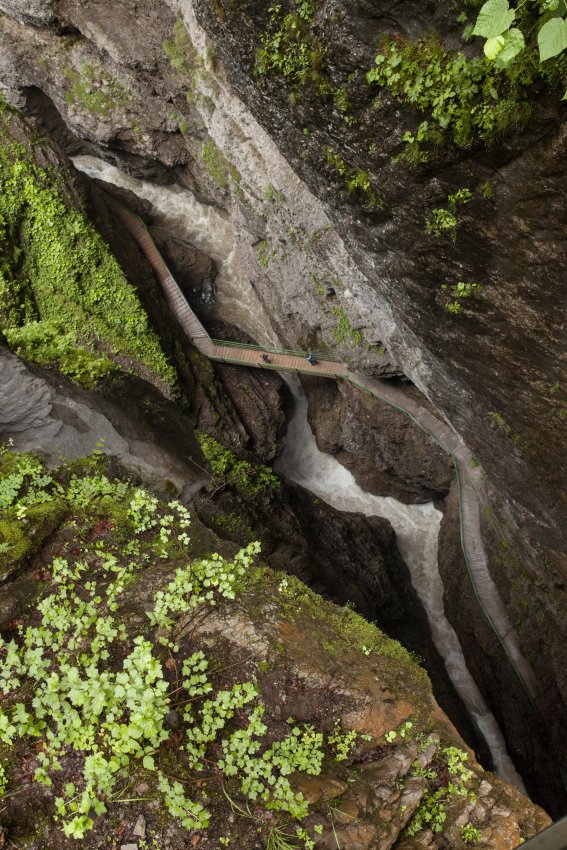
<box><xmin>73</xmin><ymin>154</ymin><xmax>525</xmax><ymax>789</ymax></box>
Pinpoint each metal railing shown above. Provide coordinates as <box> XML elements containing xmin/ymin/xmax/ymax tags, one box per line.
<box><xmin>210</xmin><ymin>338</ymin><xmax>341</xmax><ymax>361</ymax></box>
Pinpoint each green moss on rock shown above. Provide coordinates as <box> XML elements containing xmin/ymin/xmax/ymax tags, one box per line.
<box><xmin>0</xmin><ymin>499</ymin><xmax>67</xmax><ymax>580</ymax></box>
<box><xmin>0</xmin><ymin>101</ymin><xmax>176</xmax><ymax>388</ymax></box>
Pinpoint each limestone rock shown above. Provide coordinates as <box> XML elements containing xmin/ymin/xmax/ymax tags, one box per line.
<box><xmin>0</xmin><ymin>346</ymin><xmax>205</xmax><ymax>499</ymax></box>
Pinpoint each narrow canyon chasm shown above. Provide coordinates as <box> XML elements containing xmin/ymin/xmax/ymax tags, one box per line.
<box><xmin>0</xmin><ymin>0</ymin><xmax>566</xmax><ymax>848</ymax></box>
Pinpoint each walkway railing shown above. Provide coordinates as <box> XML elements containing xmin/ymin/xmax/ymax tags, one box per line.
<box><xmin>210</xmin><ymin>338</ymin><xmax>341</xmax><ymax>361</ymax></box>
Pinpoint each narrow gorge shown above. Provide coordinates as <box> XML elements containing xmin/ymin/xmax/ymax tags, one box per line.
<box><xmin>0</xmin><ymin>0</ymin><xmax>565</xmax><ymax>848</ymax></box>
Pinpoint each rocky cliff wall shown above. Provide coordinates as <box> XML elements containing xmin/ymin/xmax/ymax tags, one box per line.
<box><xmin>0</xmin><ymin>0</ymin><xmax>566</xmax><ymax>816</ymax></box>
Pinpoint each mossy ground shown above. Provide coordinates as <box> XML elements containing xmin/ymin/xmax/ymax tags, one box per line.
<box><xmin>0</xmin><ymin>101</ymin><xmax>176</xmax><ymax>389</ymax></box>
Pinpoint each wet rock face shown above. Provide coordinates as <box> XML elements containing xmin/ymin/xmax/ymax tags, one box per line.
<box><xmin>302</xmin><ymin>376</ymin><xmax>452</xmax><ymax>503</ymax></box>
<box><xmin>151</xmin><ymin>231</ymin><xmax>217</xmax><ymax>321</ymax></box>
<box><xmin>437</xmin><ymin>481</ymin><xmax>567</xmax><ymax>816</ymax></box>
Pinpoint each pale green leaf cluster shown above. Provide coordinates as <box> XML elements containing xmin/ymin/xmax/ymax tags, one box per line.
<box><xmin>406</xmin><ymin>746</ymin><xmax>477</xmax><ymax>837</ymax></box>
<box><xmin>473</xmin><ymin>0</ymin><xmax>567</xmax><ymax>75</ymax></box>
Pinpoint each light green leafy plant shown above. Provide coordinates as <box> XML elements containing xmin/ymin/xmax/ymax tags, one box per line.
<box><xmin>440</xmin><ymin>281</ymin><xmax>482</xmax><ymax>314</ymax></box>
<box><xmin>197</xmin><ymin>432</ymin><xmax>280</xmax><ymax>496</ymax></box>
<box><xmin>460</xmin><ymin>822</ymin><xmax>483</xmax><ymax>844</ymax></box>
<box><xmin>473</xmin><ymin>0</ymin><xmax>567</xmax><ymax>76</ymax></box>
<box><xmin>405</xmin><ymin>746</ymin><xmax>477</xmax><ymax>838</ymax></box>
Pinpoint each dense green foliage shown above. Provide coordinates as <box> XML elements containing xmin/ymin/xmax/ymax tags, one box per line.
<box><xmin>197</xmin><ymin>432</ymin><xmax>281</xmax><ymax>496</ymax></box>
<box><xmin>0</xmin><ymin>447</ymin><xmax>359</xmax><ymax>845</ymax></box>
<box><xmin>366</xmin><ymin>36</ymin><xmax>531</xmax><ymax>153</ymax></box>
<box><xmin>473</xmin><ymin>0</ymin><xmax>567</xmax><ymax>75</ymax></box>
<box><xmin>367</xmin><ymin>5</ymin><xmax>566</xmax><ymax>158</ymax></box>
<box><xmin>4</xmin><ymin>320</ymin><xmax>116</xmax><ymax>384</ymax></box>
<box><xmin>255</xmin><ymin>0</ymin><xmax>328</xmax><ymax>93</ymax></box>
<box><xmin>0</xmin><ymin>102</ymin><xmax>176</xmax><ymax>387</ymax></box>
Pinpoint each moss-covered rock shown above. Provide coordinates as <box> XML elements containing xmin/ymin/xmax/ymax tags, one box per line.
<box><xmin>0</xmin><ymin>499</ymin><xmax>67</xmax><ymax>581</ymax></box>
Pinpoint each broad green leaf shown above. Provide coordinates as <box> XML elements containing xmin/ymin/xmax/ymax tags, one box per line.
<box><xmin>142</xmin><ymin>754</ymin><xmax>155</xmax><ymax>770</ymax></box>
<box><xmin>473</xmin><ymin>0</ymin><xmax>515</xmax><ymax>37</ymax></box>
<box><xmin>494</xmin><ymin>27</ymin><xmax>525</xmax><ymax>67</ymax></box>
<box><xmin>484</xmin><ymin>34</ymin><xmax>506</xmax><ymax>59</ymax></box>
<box><xmin>538</xmin><ymin>17</ymin><xmax>567</xmax><ymax>60</ymax></box>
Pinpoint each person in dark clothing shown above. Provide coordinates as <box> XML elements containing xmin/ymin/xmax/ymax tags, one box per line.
<box><xmin>306</xmin><ymin>353</ymin><xmax>316</xmax><ymax>365</ymax></box>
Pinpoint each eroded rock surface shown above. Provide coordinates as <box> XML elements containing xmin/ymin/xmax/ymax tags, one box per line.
<box><xmin>303</xmin><ymin>376</ymin><xmax>452</xmax><ymax>503</ymax></box>
<box><xmin>0</xmin><ymin>345</ymin><xmax>205</xmax><ymax>498</ymax></box>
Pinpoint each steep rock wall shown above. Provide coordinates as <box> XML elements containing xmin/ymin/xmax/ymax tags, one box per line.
<box><xmin>0</xmin><ymin>0</ymin><xmax>566</xmax><ymax>814</ymax></box>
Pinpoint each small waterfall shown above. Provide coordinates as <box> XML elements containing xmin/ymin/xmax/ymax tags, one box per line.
<box><xmin>73</xmin><ymin>155</ymin><xmax>525</xmax><ymax>789</ymax></box>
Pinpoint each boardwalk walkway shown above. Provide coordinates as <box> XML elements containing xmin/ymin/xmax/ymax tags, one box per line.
<box><xmin>114</xmin><ymin>200</ymin><xmax>538</xmax><ymax>705</ymax></box>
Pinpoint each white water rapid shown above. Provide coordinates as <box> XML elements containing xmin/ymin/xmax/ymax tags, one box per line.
<box><xmin>73</xmin><ymin>154</ymin><xmax>525</xmax><ymax>789</ymax></box>
<box><xmin>73</xmin><ymin>155</ymin><xmax>278</xmax><ymax>347</ymax></box>
<box><xmin>276</xmin><ymin>378</ymin><xmax>525</xmax><ymax>790</ymax></box>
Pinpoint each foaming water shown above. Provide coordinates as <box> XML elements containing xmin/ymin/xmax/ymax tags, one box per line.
<box><xmin>74</xmin><ymin>155</ymin><xmax>524</xmax><ymax>789</ymax></box>
<box><xmin>276</xmin><ymin>377</ymin><xmax>525</xmax><ymax>790</ymax></box>
<box><xmin>72</xmin><ymin>155</ymin><xmax>278</xmax><ymax>347</ymax></box>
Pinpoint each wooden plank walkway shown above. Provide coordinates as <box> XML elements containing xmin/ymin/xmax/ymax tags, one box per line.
<box><xmin>114</xmin><ymin>199</ymin><xmax>539</xmax><ymax>705</ymax></box>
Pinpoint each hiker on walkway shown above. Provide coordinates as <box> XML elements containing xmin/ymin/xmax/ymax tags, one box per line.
<box><xmin>306</xmin><ymin>353</ymin><xmax>317</xmax><ymax>365</ymax></box>
<box><xmin>260</xmin><ymin>353</ymin><xmax>270</xmax><ymax>364</ymax></box>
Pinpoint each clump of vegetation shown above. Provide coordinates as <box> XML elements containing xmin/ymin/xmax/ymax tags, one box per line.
<box><xmin>488</xmin><ymin>409</ymin><xmax>512</xmax><ymax>433</ymax></box>
<box><xmin>331</xmin><ymin>306</ymin><xmax>364</xmax><ymax>347</ymax></box>
<box><xmin>366</xmin><ymin>35</ymin><xmax>533</xmax><ymax>155</ymax></box>
<box><xmin>0</xmin><ymin>446</ymin><xmax>364</xmax><ymax>846</ymax></box>
<box><xmin>325</xmin><ymin>147</ymin><xmax>381</xmax><ymax>208</ymax></box>
<box><xmin>255</xmin><ymin>0</ymin><xmax>330</xmax><ymax>94</ymax></box>
<box><xmin>440</xmin><ymin>280</ymin><xmax>482</xmax><ymax>315</ymax></box>
<box><xmin>255</xmin><ymin>238</ymin><xmax>277</xmax><ymax>268</ymax></box>
<box><xmin>0</xmin><ymin>101</ymin><xmax>176</xmax><ymax>388</ymax></box>
<box><xmin>64</xmin><ymin>63</ymin><xmax>133</xmax><ymax>117</ymax></box>
<box><xmin>460</xmin><ymin>822</ymin><xmax>483</xmax><ymax>845</ymax></box>
<box><xmin>264</xmin><ymin>182</ymin><xmax>286</xmax><ymax>204</ymax></box>
<box><xmin>425</xmin><ymin>188</ymin><xmax>473</xmax><ymax>241</ymax></box>
<box><xmin>405</xmin><ymin>745</ymin><xmax>478</xmax><ymax>837</ymax></box>
<box><xmin>163</xmin><ymin>20</ymin><xmax>214</xmax><ymax>103</ymax></box>
<box><xmin>197</xmin><ymin>432</ymin><xmax>281</xmax><ymax>496</ymax></box>
<box><xmin>4</xmin><ymin>320</ymin><xmax>115</xmax><ymax>386</ymax></box>
<box><xmin>201</xmin><ymin>138</ymin><xmax>241</xmax><ymax>190</ymax></box>
<box><xmin>472</xmin><ymin>0</ymin><xmax>567</xmax><ymax>73</ymax></box>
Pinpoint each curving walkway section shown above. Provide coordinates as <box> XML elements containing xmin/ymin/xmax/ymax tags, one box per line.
<box><xmin>113</xmin><ymin>200</ymin><xmax>538</xmax><ymax>707</ymax></box>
